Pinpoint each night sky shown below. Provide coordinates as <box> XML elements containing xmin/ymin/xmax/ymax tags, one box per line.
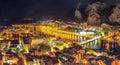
<box><xmin>0</xmin><ymin>0</ymin><xmax>119</xmax><ymax>25</ymax></box>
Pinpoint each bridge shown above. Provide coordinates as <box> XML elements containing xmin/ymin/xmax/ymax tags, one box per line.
<box><xmin>80</xmin><ymin>36</ymin><xmax>101</xmax><ymax>49</ymax></box>
<box><xmin>38</xmin><ymin>25</ymin><xmax>102</xmax><ymax>49</ymax></box>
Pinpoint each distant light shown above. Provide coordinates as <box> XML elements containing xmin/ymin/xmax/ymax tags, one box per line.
<box><xmin>3</xmin><ymin>19</ymin><xmax>8</xmax><ymax>21</ymax></box>
<box><xmin>79</xmin><ymin>31</ymin><xmax>94</xmax><ymax>35</ymax></box>
<box><xmin>87</xmin><ymin>32</ymin><xmax>94</xmax><ymax>35</ymax></box>
<box><xmin>79</xmin><ymin>31</ymin><xmax>86</xmax><ymax>35</ymax></box>
<box><xmin>80</xmin><ymin>36</ymin><xmax>83</xmax><ymax>42</ymax></box>
<box><xmin>0</xmin><ymin>38</ymin><xmax>4</xmax><ymax>40</ymax></box>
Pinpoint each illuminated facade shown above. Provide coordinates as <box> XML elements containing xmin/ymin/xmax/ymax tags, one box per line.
<box><xmin>12</xmin><ymin>23</ymin><xmax>102</xmax><ymax>49</ymax></box>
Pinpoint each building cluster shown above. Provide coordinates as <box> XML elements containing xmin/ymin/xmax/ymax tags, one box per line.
<box><xmin>0</xmin><ymin>20</ymin><xmax>119</xmax><ymax>65</ymax></box>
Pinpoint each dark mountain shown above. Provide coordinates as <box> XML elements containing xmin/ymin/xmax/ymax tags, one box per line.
<box><xmin>0</xmin><ymin>0</ymin><xmax>119</xmax><ymax>25</ymax></box>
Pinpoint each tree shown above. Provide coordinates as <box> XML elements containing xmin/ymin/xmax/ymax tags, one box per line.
<box><xmin>74</xmin><ymin>9</ymin><xmax>82</xmax><ymax>19</ymax></box>
<box><xmin>109</xmin><ymin>3</ymin><xmax>120</xmax><ymax>24</ymax></box>
<box><xmin>86</xmin><ymin>2</ymin><xmax>107</xmax><ymax>26</ymax></box>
